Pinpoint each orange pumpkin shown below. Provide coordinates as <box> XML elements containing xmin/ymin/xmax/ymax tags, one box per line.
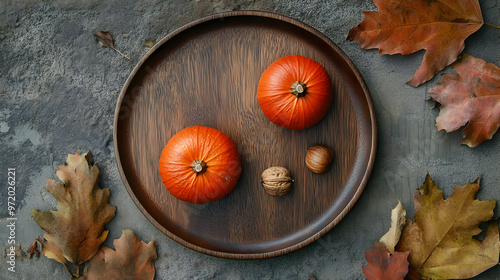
<box><xmin>257</xmin><ymin>55</ymin><xmax>333</xmax><ymax>130</ymax></box>
<box><xmin>159</xmin><ymin>126</ymin><xmax>241</xmax><ymax>204</ymax></box>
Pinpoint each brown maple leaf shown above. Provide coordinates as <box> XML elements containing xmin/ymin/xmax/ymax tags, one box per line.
<box><xmin>363</xmin><ymin>242</ymin><xmax>409</xmax><ymax>280</ymax></box>
<box><xmin>347</xmin><ymin>0</ymin><xmax>483</xmax><ymax>87</ymax></box>
<box><xmin>31</xmin><ymin>150</ymin><xmax>116</xmax><ymax>276</ymax></box>
<box><xmin>78</xmin><ymin>229</ymin><xmax>157</xmax><ymax>280</ymax></box>
<box><xmin>429</xmin><ymin>54</ymin><xmax>500</xmax><ymax>147</ymax></box>
<box><xmin>396</xmin><ymin>174</ymin><xmax>499</xmax><ymax>279</ymax></box>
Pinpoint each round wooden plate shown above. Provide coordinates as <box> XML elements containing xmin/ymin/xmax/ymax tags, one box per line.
<box><xmin>114</xmin><ymin>11</ymin><xmax>376</xmax><ymax>259</ymax></box>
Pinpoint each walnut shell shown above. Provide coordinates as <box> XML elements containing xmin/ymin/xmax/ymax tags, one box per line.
<box><xmin>261</xmin><ymin>166</ymin><xmax>293</xmax><ymax>196</ymax></box>
<box><xmin>305</xmin><ymin>144</ymin><xmax>334</xmax><ymax>174</ymax></box>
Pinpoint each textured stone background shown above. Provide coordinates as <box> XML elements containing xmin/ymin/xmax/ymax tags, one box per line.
<box><xmin>1</xmin><ymin>0</ymin><xmax>499</xmax><ymax>279</ymax></box>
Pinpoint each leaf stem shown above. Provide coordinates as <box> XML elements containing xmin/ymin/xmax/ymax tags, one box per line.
<box><xmin>76</xmin><ymin>265</ymin><xmax>80</xmax><ymax>277</ymax></box>
<box><xmin>111</xmin><ymin>46</ymin><xmax>132</xmax><ymax>60</ymax></box>
<box><xmin>484</xmin><ymin>22</ymin><xmax>500</xmax><ymax>29</ymax></box>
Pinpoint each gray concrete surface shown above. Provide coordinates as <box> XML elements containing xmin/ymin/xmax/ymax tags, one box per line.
<box><xmin>1</xmin><ymin>0</ymin><xmax>499</xmax><ymax>279</ymax></box>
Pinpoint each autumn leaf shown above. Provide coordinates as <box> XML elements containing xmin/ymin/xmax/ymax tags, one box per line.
<box><xmin>94</xmin><ymin>31</ymin><xmax>131</xmax><ymax>60</ymax></box>
<box><xmin>143</xmin><ymin>40</ymin><xmax>156</xmax><ymax>50</ymax></box>
<box><xmin>429</xmin><ymin>54</ymin><xmax>500</xmax><ymax>147</ymax></box>
<box><xmin>28</xmin><ymin>241</ymin><xmax>40</xmax><ymax>260</ymax></box>
<box><xmin>94</xmin><ymin>31</ymin><xmax>114</xmax><ymax>48</ymax></box>
<box><xmin>6</xmin><ymin>245</ymin><xmax>26</xmax><ymax>261</ymax></box>
<box><xmin>31</xmin><ymin>150</ymin><xmax>116</xmax><ymax>276</ymax></box>
<box><xmin>396</xmin><ymin>174</ymin><xmax>499</xmax><ymax>279</ymax></box>
<box><xmin>363</xmin><ymin>242</ymin><xmax>409</xmax><ymax>280</ymax></box>
<box><xmin>379</xmin><ymin>201</ymin><xmax>406</xmax><ymax>254</ymax></box>
<box><xmin>78</xmin><ymin>229</ymin><xmax>157</xmax><ymax>280</ymax></box>
<box><xmin>347</xmin><ymin>0</ymin><xmax>483</xmax><ymax>87</ymax></box>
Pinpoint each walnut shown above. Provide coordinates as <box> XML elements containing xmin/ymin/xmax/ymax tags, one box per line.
<box><xmin>261</xmin><ymin>166</ymin><xmax>293</xmax><ymax>196</ymax></box>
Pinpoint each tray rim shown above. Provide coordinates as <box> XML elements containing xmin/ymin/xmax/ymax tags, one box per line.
<box><xmin>113</xmin><ymin>10</ymin><xmax>377</xmax><ymax>259</ymax></box>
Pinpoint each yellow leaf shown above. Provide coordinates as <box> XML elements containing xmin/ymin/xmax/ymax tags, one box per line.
<box><xmin>396</xmin><ymin>174</ymin><xmax>498</xmax><ymax>279</ymax></box>
<box><xmin>379</xmin><ymin>201</ymin><xmax>406</xmax><ymax>254</ymax></box>
<box><xmin>143</xmin><ymin>40</ymin><xmax>156</xmax><ymax>50</ymax></box>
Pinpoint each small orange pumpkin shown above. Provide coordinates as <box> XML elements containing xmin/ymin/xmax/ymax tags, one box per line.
<box><xmin>257</xmin><ymin>55</ymin><xmax>333</xmax><ymax>130</ymax></box>
<box><xmin>159</xmin><ymin>126</ymin><xmax>241</xmax><ymax>204</ymax></box>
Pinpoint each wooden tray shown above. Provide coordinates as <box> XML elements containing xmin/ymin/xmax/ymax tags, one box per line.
<box><xmin>113</xmin><ymin>11</ymin><xmax>376</xmax><ymax>259</ymax></box>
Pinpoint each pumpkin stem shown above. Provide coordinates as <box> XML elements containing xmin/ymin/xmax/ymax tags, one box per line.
<box><xmin>190</xmin><ymin>159</ymin><xmax>208</xmax><ymax>175</ymax></box>
<box><xmin>291</xmin><ymin>81</ymin><xmax>307</xmax><ymax>98</ymax></box>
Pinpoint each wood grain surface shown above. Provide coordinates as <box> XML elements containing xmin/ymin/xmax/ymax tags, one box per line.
<box><xmin>113</xmin><ymin>11</ymin><xmax>376</xmax><ymax>259</ymax></box>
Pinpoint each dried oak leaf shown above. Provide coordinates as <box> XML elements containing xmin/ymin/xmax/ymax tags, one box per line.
<box><xmin>347</xmin><ymin>0</ymin><xmax>483</xmax><ymax>87</ymax></box>
<box><xmin>429</xmin><ymin>54</ymin><xmax>500</xmax><ymax>147</ymax></box>
<box><xmin>396</xmin><ymin>174</ymin><xmax>499</xmax><ymax>279</ymax></box>
<box><xmin>31</xmin><ymin>151</ymin><xmax>116</xmax><ymax>267</ymax></box>
<box><xmin>79</xmin><ymin>229</ymin><xmax>157</xmax><ymax>280</ymax></box>
<box><xmin>363</xmin><ymin>242</ymin><xmax>409</xmax><ymax>280</ymax></box>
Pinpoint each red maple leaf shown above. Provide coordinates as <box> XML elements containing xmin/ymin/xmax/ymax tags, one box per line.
<box><xmin>429</xmin><ymin>54</ymin><xmax>500</xmax><ymax>147</ymax></box>
<box><xmin>363</xmin><ymin>242</ymin><xmax>409</xmax><ymax>280</ymax></box>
